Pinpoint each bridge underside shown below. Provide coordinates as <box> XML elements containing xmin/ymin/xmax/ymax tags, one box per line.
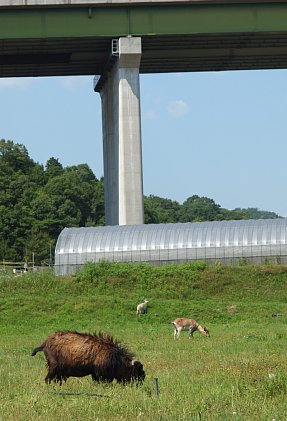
<box><xmin>2</xmin><ymin>2</ymin><xmax>287</xmax><ymax>226</ymax></box>
<box><xmin>2</xmin><ymin>32</ymin><xmax>287</xmax><ymax>78</ymax></box>
<box><xmin>2</xmin><ymin>2</ymin><xmax>287</xmax><ymax>77</ymax></box>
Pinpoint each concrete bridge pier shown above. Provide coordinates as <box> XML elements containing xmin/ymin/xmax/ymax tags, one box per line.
<box><xmin>99</xmin><ymin>37</ymin><xmax>144</xmax><ymax>226</ymax></box>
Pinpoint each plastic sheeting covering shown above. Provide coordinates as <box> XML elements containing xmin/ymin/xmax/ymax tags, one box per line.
<box><xmin>55</xmin><ymin>218</ymin><xmax>287</xmax><ymax>275</ymax></box>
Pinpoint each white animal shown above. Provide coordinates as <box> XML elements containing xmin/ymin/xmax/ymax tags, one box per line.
<box><xmin>136</xmin><ymin>299</ymin><xmax>149</xmax><ymax>315</ymax></box>
<box><xmin>171</xmin><ymin>318</ymin><xmax>210</xmax><ymax>339</ymax></box>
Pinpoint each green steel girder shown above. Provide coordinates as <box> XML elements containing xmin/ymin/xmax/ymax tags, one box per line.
<box><xmin>1</xmin><ymin>3</ymin><xmax>287</xmax><ymax>39</ymax></box>
<box><xmin>2</xmin><ymin>3</ymin><xmax>287</xmax><ymax>77</ymax></box>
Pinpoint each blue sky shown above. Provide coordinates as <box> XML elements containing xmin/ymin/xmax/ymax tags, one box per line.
<box><xmin>1</xmin><ymin>69</ymin><xmax>287</xmax><ymax>216</ymax></box>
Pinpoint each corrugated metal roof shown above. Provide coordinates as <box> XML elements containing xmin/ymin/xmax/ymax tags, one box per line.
<box><xmin>56</xmin><ymin>219</ymin><xmax>287</xmax><ymax>255</ymax></box>
<box><xmin>54</xmin><ymin>219</ymin><xmax>287</xmax><ymax>275</ymax></box>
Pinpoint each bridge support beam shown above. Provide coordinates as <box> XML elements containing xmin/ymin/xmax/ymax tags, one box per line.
<box><xmin>99</xmin><ymin>37</ymin><xmax>144</xmax><ymax>226</ymax></box>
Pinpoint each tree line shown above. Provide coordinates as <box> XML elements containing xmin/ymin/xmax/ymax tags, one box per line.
<box><xmin>0</xmin><ymin>139</ymin><xmax>281</xmax><ymax>264</ymax></box>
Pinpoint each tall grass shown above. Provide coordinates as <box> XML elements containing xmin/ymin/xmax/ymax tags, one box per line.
<box><xmin>0</xmin><ymin>262</ymin><xmax>287</xmax><ymax>420</ymax></box>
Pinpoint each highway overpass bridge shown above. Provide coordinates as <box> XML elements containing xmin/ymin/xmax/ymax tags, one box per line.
<box><xmin>1</xmin><ymin>0</ymin><xmax>287</xmax><ymax>225</ymax></box>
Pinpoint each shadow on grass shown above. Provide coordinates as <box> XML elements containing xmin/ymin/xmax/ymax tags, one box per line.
<box><xmin>51</xmin><ymin>391</ymin><xmax>110</xmax><ymax>398</ymax></box>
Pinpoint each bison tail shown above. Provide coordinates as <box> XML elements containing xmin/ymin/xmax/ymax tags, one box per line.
<box><xmin>31</xmin><ymin>343</ymin><xmax>44</xmax><ymax>356</ymax></box>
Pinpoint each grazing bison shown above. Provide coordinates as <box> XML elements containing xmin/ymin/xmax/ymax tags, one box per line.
<box><xmin>31</xmin><ymin>331</ymin><xmax>145</xmax><ymax>385</ymax></box>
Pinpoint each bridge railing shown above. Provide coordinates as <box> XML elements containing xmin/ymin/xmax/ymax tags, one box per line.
<box><xmin>0</xmin><ymin>0</ymin><xmax>205</xmax><ymax>7</ymax></box>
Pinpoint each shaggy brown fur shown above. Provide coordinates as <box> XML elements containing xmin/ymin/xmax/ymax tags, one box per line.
<box><xmin>32</xmin><ymin>331</ymin><xmax>145</xmax><ymax>385</ymax></box>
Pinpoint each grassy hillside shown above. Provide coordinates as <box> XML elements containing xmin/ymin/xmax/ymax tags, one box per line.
<box><xmin>0</xmin><ymin>262</ymin><xmax>287</xmax><ymax>420</ymax></box>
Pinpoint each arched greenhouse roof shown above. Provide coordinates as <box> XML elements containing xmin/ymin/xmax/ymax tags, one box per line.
<box><xmin>56</xmin><ymin>218</ymin><xmax>287</xmax><ymax>252</ymax></box>
<box><xmin>55</xmin><ymin>218</ymin><xmax>287</xmax><ymax>275</ymax></box>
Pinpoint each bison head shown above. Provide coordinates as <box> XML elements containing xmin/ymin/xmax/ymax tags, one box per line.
<box><xmin>131</xmin><ymin>359</ymin><xmax>145</xmax><ymax>383</ymax></box>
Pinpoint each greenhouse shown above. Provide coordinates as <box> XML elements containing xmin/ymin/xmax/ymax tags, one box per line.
<box><xmin>54</xmin><ymin>218</ymin><xmax>287</xmax><ymax>275</ymax></box>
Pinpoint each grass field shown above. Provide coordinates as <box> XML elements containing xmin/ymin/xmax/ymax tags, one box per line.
<box><xmin>0</xmin><ymin>262</ymin><xmax>287</xmax><ymax>421</ymax></box>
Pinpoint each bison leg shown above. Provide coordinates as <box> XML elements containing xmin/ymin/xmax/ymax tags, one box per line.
<box><xmin>45</xmin><ymin>367</ymin><xmax>57</xmax><ymax>384</ymax></box>
<box><xmin>44</xmin><ymin>350</ymin><xmax>60</xmax><ymax>384</ymax></box>
<box><xmin>92</xmin><ymin>375</ymin><xmax>113</xmax><ymax>383</ymax></box>
<box><xmin>45</xmin><ymin>363</ymin><xmax>59</xmax><ymax>384</ymax></box>
<box><xmin>45</xmin><ymin>365</ymin><xmax>65</xmax><ymax>384</ymax></box>
<box><xmin>92</xmin><ymin>374</ymin><xmax>100</xmax><ymax>382</ymax></box>
<box><xmin>92</xmin><ymin>369</ymin><xmax>114</xmax><ymax>383</ymax></box>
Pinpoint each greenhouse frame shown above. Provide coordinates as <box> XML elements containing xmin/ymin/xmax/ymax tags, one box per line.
<box><xmin>55</xmin><ymin>218</ymin><xmax>287</xmax><ymax>275</ymax></box>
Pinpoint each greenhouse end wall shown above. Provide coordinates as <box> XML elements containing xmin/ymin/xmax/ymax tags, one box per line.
<box><xmin>54</xmin><ymin>219</ymin><xmax>287</xmax><ymax>275</ymax></box>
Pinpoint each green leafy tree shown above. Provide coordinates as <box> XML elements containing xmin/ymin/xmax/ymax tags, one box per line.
<box><xmin>24</xmin><ymin>228</ymin><xmax>54</xmax><ymax>265</ymax></box>
<box><xmin>0</xmin><ymin>140</ymin><xmax>44</xmax><ymax>260</ymax></box>
<box><xmin>45</xmin><ymin>157</ymin><xmax>63</xmax><ymax>179</ymax></box>
<box><xmin>0</xmin><ymin>139</ymin><xmax>104</xmax><ymax>262</ymax></box>
<box><xmin>0</xmin><ymin>139</ymin><xmax>34</xmax><ymax>174</ymax></box>
<box><xmin>218</xmin><ymin>208</ymin><xmax>248</xmax><ymax>221</ymax></box>
<box><xmin>144</xmin><ymin>195</ymin><xmax>180</xmax><ymax>223</ymax></box>
<box><xmin>31</xmin><ymin>168</ymin><xmax>95</xmax><ymax>236</ymax></box>
<box><xmin>88</xmin><ymin>176</ymin><xmax>105</xmax><ymax>226</ymax></box>
<box><xmin>179</xmin><ymin>195</ymin><xmax>222</xmax><ymax>222</ymax></box>
<box><xmin>234</xmin><ymin>207</ymin><xmax>281</xmax><ymax>219</ymax></box>
<box><xmin>0</xmin><ymin>138</ymin><xmax>281</xmax><ymax>262</ymax></box>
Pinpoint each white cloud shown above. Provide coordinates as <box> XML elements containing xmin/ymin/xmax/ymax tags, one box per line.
<box><xmin>144</xmin><ymin>110</ymin><xmax>157</xmax><ymax>120</ymax></box>
<box><xmin>60</xmin><ymin>76</ymin><xmax>91</xmax><ymax>91</ymax></box>
<box><xmin>0</xmin><ymin>78</ymin><xmax>31</xmax><ymax>89</ymax></box>
<box><xmin>167</xmin><ymin>100</ymin><xmax>189</xmax><ymax>118</ymax></box>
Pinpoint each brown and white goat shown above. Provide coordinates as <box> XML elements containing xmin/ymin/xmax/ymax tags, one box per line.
<box><xmin>171</xmin><ymin>318</ymin><xmax>210</xmax><ymax>339</ymax></box>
